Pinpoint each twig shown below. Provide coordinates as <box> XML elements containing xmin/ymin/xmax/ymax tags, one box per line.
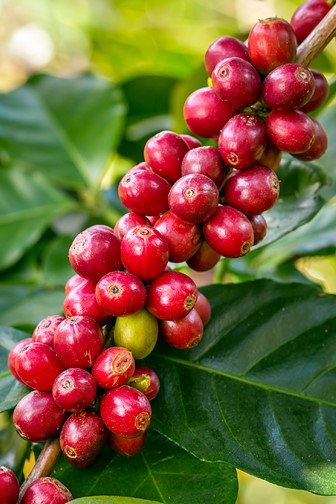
<box><xmin>297</xmin><ymin>4</ymin><xmax>336</xmax><ymax>66</ymax></box>
<box><xmin>17</xmin><ymin>438</ymin><xmax>61</xmax><ymax>503</ymax></box>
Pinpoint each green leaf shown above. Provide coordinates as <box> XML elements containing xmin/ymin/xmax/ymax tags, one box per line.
<box><xmin>255</xmin><ymin>156</ymin><xmax>329</xmax><ymax>248</ymax></box>
<box><xmin>0</xmin><ymin>73</ymin><xmax>127</xmax><ymax>188</ymax></box>
<box><xmin>54</xmin><ymin>432</ymin><xmax>237</xmax><ymax>504</ymax></box>
<box><xmin>147</xmin><ymin>280</ymin><xmax>336</xmax><ymax>495</ymax></box>
<box><xmin>0</xmin><ymin>169</ymin><xmax>75</xmax><ymax>270</ymax></box>
<box><xmin>0</xmin><ymin>327</ymin><xmax>31</xmax><ymax>412</ymax></box>
<box><xmin>72</xmin><ymin>498</ymin><xmax>161</xmax><ymax>504</ymax></box>
<box><xmin>0</xmin><ymin>286</ymin><xmax>64</xmax><ymax>327</ymax></box>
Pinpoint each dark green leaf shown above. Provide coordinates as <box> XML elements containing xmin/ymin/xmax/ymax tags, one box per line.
<box><xmin>319</xmin><ymin>104</ymin><xmax>336</xmax><ymax>198</ymax></box>
<box><xmin>54</xmin><ymin>432</ymin><xmax>237</xmax><ymax>504</ymax></box>
<box><xmin>72</xmin><ymin>498</ymin><xmax>161</xmax><ymax>504</ymax></box>
<box><xmin>0</xmin><ymin>73</ymin><xmax>126</xmax><ymax>188</ymax></box>
<box><xmin>146</xmin><ymin>280</ymin><xmax>336</xmax><ymax>495</ymax></box>
<box><xmin>0</xmin><ymin>169</ymin><xmax>75</xmax><ymax>270</ymax></box>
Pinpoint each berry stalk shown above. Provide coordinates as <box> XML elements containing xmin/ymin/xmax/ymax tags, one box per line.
<box><xmin>296</xmin><ymin>4</ymin><xmax>336</xmax><ymax>66</ymax></box>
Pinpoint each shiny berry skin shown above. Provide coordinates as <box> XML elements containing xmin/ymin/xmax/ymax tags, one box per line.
<box><xmin>180</xmin><ymin>134</ymin><xmax>203</xmax><ymax>149</ymax></box>
<box><xmin>32</xmin><ymin>314</ymin><xmax>65</xmax><ymax>348</ymax></box>
<box><xmin>146</xmin><ymin>270</ymin><xmax>198</xmax><ymax>320</ymax></box>
<box><xmin>52</xmin><ymin>368</ymin><xmax>97</xmax><ymax>412</ymax></box>
<box><xmin>154</xmin><ymin>211</ymin><xmax>202</xmax><ymax>262</ymax></box>
<box><xmin>15</xmin><ymin>342</ymin><xmax>65</xmax><ymax>391</ymax></box>
<box><xmin>194</xmin><ymin>291</ymin><xmax>212</xmax><ymax>326</ymax></box>
<box><xmin>186</xmin><ymin>239</ymin><xmax>220</xmax><ymax>272</ymax></box>
<box><xmin>108</xmin><ymin>432</ymin><xmax>146</xmax><ymax>457</ymax></box>
<box><xmin>13</xmin><ymin>390</ymin><xmax>67</xmax><ymax>442</ymax></box>
<box><xmin>204</xmin><ymin>35</ymin><xmax>250</xmax><ymax>76</ymax></box>
<box><xmin>54</xmin><ymin>316</ymin><xmax>104</xmax><ymax>369</ymax></box>
<box><xmin>144</xmin><ymin>130</ymin><xmax>189</xmax><ymax>184</ymax></box>
<box><xmin>222</xmin><ymin>165</ymin><xmax>280</xmax><ymax>216</ymax></box>
<box><xmin>100</xmin><ymin>385</ymin><xmax>152</xmax><ymax>436</ymax></box>
<box><xmin>113</xmin><ymin>309</ymin><xmax>158</xmax><ymax>360</ymax></box>
<box><xmin>20</xmin><ymin>477</ymin><xmax>73</xmax><ymax>504</ymax></box>
<box><xmin>118</xmin><ymin>167</ymin><xmax>171</xmax><ymax>216</ymax></box>
<box><xmin>92</xmin><ymin>347</ymin><xmax>135</xmax><ymax>389</ymax></box>
<box><xmin>159</xmin><ymin>308</ymin><xmax>204</xmax><ymax>349</ymax></box>
<box><xmin>127</xmin><ymin>366</ymin><xmax>160</xmax><ymax>401</ymax></box>
<box><xmin>300</xmin><ymin>69</ymin><xmax>329</xmax><ymax>113</ymax></box>
<box><xmin>96</xmin><ymin>271</ymin><xmax>146</xmax><ymax>317</ymax></box>
<box><xmin>212</xmin><ymin>57</ymin><xmax>261</xmax><ymax>108</ymax></box>
<box><xmin>262</xmin><ymin>63</ymin><xmax>315</xmax><ymax>110</ymax></box>
<box><xmin>7</xmin><ymin>337</ymin><xmax>32</xmax><ymax>382</ymax></box>
<box><xmin>60</xmin><ymin>410</ymin><xmax>107</xmax><ymax>465</ymax></box>
<box><xmin>183</xmin><ymin>87</ymin><xmax>235</xmax><ymax>138</ymax></box>
<box><xmin>290</xmin><ymin>0</ymin><xmax>331</xmax><ymax>44</ymax></box>
<box><xmin>218</xmin><ymin>114</ymin><xmax>266</xmax><ymax>169</ymax></box>
<box><xmin>168</xmin><ymin>173</ymin><xmax>219</xmax><ymax>224</ymax></box>
<box><xmin>259</xmin><ymin>142</ymin><xmax>282</xmax><ymax>171</ymax></box>
<box><xmin>120</xmin><ymin>225</ymin><xmax>169</xmax><ymax>280</ymax></box>
<box><xmin>248</xmin><ymin>17</ymin><xmax>297</xmax><ymax>75</ymax></box>
<box><xmin>181</xmin><ymin>145</ymin><xmax>227</xmax><ymax>188</ymax></box>
<box><xmin>63</xmin><ymin>278</ymin><xmax>112</xmax><ymax>325</ymax></box>
<box><xmin>249</xmin><ymin>214</ymin><xmax>268</xmax><ymax>245</ymax></box>
<box><xmin>294</xmin><ymin>119</ymin><xmax>328</xmax><ymax>161</ymax></box>
<box><xmin>69</xmin><ymin>224</ymin><xmax>122</xmax><ymax>284</ymax></box>
<box><xmin>65</xmin><ymin>274</ymin><xmax>85</xmax><ymax>295</ymax></box>
<box><xmin>266</xmin><ymin>110</ymin><xmax>316</xmax><ymax>154</ymax></box>
<box><xmin>203</xmin><ymin>205</ymin><xmax>254</xmax><ymax>258</ymax></box>
<box><xmin>114</xmin><ymin>212</ymin><xmax>151</xmax><ymax>240</ymax></box>
<box><xmin>0</xmin><ymin>466</ymin><xmax>19</xmax><ymax>504</ymax></box>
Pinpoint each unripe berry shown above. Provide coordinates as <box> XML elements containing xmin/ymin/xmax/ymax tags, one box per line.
<box><xmin>113</xmin><ymin>309</ymin><xmax>158</xmax><ymax>360</ymax></box>
<box><xmin>127</xmin><ymin>366</ymin><xmax>160</xmax><ymax>401</ymax></box>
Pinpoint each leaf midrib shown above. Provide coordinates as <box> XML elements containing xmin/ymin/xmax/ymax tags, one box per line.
<box><xmin>155</xmin><ymin>352</ymin><xmax>336</xmax><ymax>408</ymax></box>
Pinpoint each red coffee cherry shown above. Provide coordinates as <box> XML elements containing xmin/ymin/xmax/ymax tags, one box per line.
<box><xmin>159</xmin><ymin>308</ymin><xmax>204</xmax><ymax>349</ymax></box>
<box><xmin>13</xmin><ymin>390</ymin><xmax>67</xmax><ymax>442</ymax></box>
<box><xmin>218</xmin><ymin>114</ymin><xmax>266</xmax><ymax>169</ymax></box>
<box><xmin>65</xmin><ymin>274</ymin><xmax>85</xmax><ymax>295</ymax></box>
<box><xmin>259</xmin><ymin>142</ymin><xmax>282</xmax><ymax>171</ymax></box>
<box><xmin>100</xmin><ymin>385</ymin><xmax>152</xmax><ymax>436</ymax></box>
<box><xmin>204</xmin><ymin>35</ymin><xmax>250</xmax><ymax>76</ymax></box>
<box><xmin>0</xmin><ymin>466</ymin><xmax>20</xmax><ymax>504</ymax></box>
<box><xmin>108</xmin><ymin>432</ymin><xmax>147</xmax><ymax>457</ymax></box>
<box><xmin>290</xmin><ymin>0</ymin><xmax>331</xmax><ymax>44</ymax></box>
<box><xmin>118</xmin><ymin>167</ymin><xmax>171</xmax><ymax>216</ymax></box>
<box><xmin>7</xmin><ymin>337</ymin><xmax>32</xmax><ymax>382</ymax></box>
<box><xmin>194</xmin><ymin>291</ymin><xmax>212</xmax><ymax>326</ymax></box>
<box><xmin>222</xmin><ymin>165</ymin><xmax>280</xmax><ymax>215</ymax></box>
<box><xmin>248</xmin><ymin>17</ymin><xmax>297</xmax><ymax>74</ymax></box>
<box><xmin>20</xmin><ymin>477</ymin><xmax>73</xmax><ymax>504</ymax></box>
<box><xmin>181</xmin><ymin>145</ymin><xmax>227</xmax><ymax>188</ymax></box>
<box><xmin>32</xmin><ymin>315</ymin><xmax>65</xmax><ymax>348</ymax></box>
<box><xmin>92</xmin><ymin>346</ymin><xmax>135</xmax><ymax>389</ymax></box>
<box><xmin>212</xmin><ymin>57</ymin><xmax>261</xmax><ymax>109</ymax></box>
<box><xmin>154</xmin><ymin>211</ymin><xmax>202</xmax><ymax>263</ymax></box>
<box><xmin>63</xmin><ymin>278</ymin><xmax>112</xmax><ymax>325</ymax></box>
<box><xmin>146</xmin><ymin>270</ymin><xmax>198</xmax><ymax>320</ymax></box>
<box><xmin>168</xmin><ymin>173</ymin><xmax>219</xmax><ymax>224</ymax></box>
<box><xmin>183</xmin><ymin>87</ymin><xmax>235</xmax><ymax>138</ymax></box>
<box><xmin>52</xmin><ymin>368</ymin><xmax>97</xmax><ymax>412</ymax></box>
<box><xmin>144</xmin><ymin>130</ymin><xmax>189</xmax><ymax>184</ymax></box>
<box><xmin>186</xmin><ymin>239</ymin><xmax>221</xmax><ymax>272</ymax></box>
<box><xmin>96</xmin><ymin>271</ymin><xmax>147</xmax><ymax>317</ymax></box>
<box><xmin>262</xmin><ymin>63</ymin><xmax>315</xmax><ymax>110</ymax></box>
<box><xmin>54</xmin><ymin>316</ymin><xmax>104</xmax><ymax>369</ymax></box>
<box><xmin>266</xmin><ymin>110</ymin><xmax>316</xmax><ymax>154</ymax></box>
<box><xmin>180</xmin><ymin>134</ymin><xmax>203</xmax><ymax>149</ymax></box>
<box><xmin>294</xmin><ymin>118</ymin><xmax>328</xmax><ymax>161</ymax></box>
<box><xmin>249</xmin><ymin>214</ymin><xmax>268</xmax><ymax>245</ymax></box>
<box><xmin>127</xmin><ymin>366</ymin><xmax>160</xmax><ymax>401</ymax></box>
<box><xmin>15</xmin><ymin>342</ymin><xmax>65</xmax><ymax>391</ymax></box>
<box><xmin>60</xmin><ymin>410</ymin><xmax>107</xmax><ymax>465</ymax></box>
<box><xmin>69</xmin><ymin>224</ymin><xmax>122</xmax><ymax>284</ymax></box>
<box><xmin>114</xmin><ymin>212</ymin><xmax>151</xmax><ymax>240</ymax></box>
<box><xmin>120</xmin><ymin>225</ymin><xmax>169</xmax><ymax>280</ymax></box>
<box><xmin>300</xmin><ymin>69</ymin><xmax>329</xmax><ymax>113</ymax></box>
<box><xmin>203</xmin><ymin>205</ymin><xmax>254</xmax><ymax>258</ymax></box>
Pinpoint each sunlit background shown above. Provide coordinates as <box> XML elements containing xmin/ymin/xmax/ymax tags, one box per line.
<box><xmin>0</xmin><ymin>0</ymin><xmax>335</xmax><ymax>502</ymax></box>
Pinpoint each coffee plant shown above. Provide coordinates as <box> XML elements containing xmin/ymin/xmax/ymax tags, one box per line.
<box><xmin>0</xmin><ymin>0</ymin><xmax>336</xmax><ymax>502</ymax></box>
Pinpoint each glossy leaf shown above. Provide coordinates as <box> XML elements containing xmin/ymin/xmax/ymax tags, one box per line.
<box><xmin>0</xmin><ymin>169</ymin><xmax>75</xmax><ymax>270</ymax></box>
<box><xmin>72</xmin><ymin>498</ymin><xmax>161</xmax><ymax>504</ymax></box>
<box><xmin>147</xmin><ymin>280</ymin><xmax>336</xmax><ymax>495</ymax></box>
<box><xmin>0</xmin><ymin>73</ymin><xmax>126</xmax><ymax>188</ymax></box>
<box><xmin>54</xmin><ymin>432</ymin><xmax>237</xmax><ymax>504</ymax></box>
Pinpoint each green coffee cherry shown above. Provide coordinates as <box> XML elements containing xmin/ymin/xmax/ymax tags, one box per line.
<box><xmin>114</xmin><ymin>309</ymin><xmax>158</xmax><ymax>359</ymax></box>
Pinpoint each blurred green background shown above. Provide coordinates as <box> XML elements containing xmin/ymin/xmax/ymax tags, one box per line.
<box><xmin>0</xmin><ymin>0</ymin><xmax>335</xmax><ymax>502</ymax></box>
